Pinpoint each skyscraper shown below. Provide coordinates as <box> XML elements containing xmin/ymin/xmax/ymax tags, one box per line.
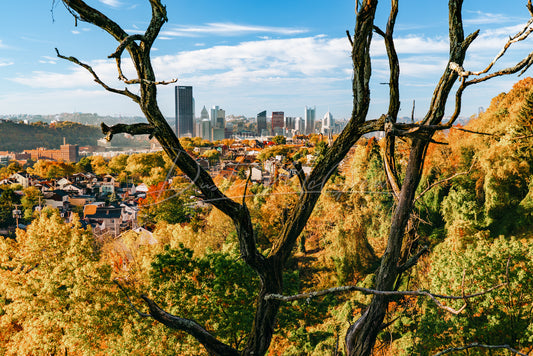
<box><xmin>210</xmin><ymin>106</ymin><xmax>225</xmax><ymax>129</ymax></box>
<box><xmin>271</xmin><ymin>111</ymin><xmax>284</xmax><ymax>135</ymax></box>
<box><xmin>322</xmin><ymin>111</ymin><xmax>334</xmax><ymax>135</ymax></box>
<box><xmin>305</xmin><ymin>106</ymin><xmax>316</xmax><ymax>134</ymax></box>
<box><xmin>175</xmin><ymin>86</ymin><xmax>194</xmax><ymax>138</ymax></box>
<box><xmin>257</xmin><ymin>110</ymin><xmax>267</xmax><ymax>135</ymax></box>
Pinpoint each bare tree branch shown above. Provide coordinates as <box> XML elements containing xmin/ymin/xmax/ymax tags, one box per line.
<box><xmin>55</xmin><ymin>48</ymin><xmax>141</xmax><ymax>103</ymax></box>
<box><xmin>292</xmin><ymin>161</ymin><xmax>306</xmax><ymax>191</ymax></box>
<box><xmin>432</xmin><ymin>343</ymin><xmax>528</xmax><ymax>356</ymax></box>
<box><xmin>451</xmin><ymin>17</ymin><xmax>533</xmax><ymax>78</ymax></box>
<box><xmin>113</xmin><ymin>279</ymin><xmax>150</xmax><ymax>318</ymax></box>
<box><xmin>265</xmin><ymin>281</ymin><xmax>506</xmax><ymax>315</ymax></box>
<box><xmin>140</xmin><ymin>295</ymin><xmax>239</xmax><ymax>356</ymax></box>
<box><xmin>62</xmin><ymin>0</ymin><xmax>130</xmax><ymax>42</ymax></box>
<box><xmin>346</xmin><ymin>30</ymin><xmax>354</xmax><ymax>47</ymax></box>
<box><xmin>414</xmin><ymin>158</ymin><xmax>476</xmax><ymax>202</ymax></box>
<box><xmin>101</xmin><ymin>122</ymin><xmax>155</xmax><ymax>141</ymax></box>
<box><xmin>108</xmin><ymin>34</ymin><xmax>145</xmax><ymax>59</ymax></box>
<box><xmin>398</xmin><ymin>245</ymin><xmax>429</xmax><ymax>272</ymax></box>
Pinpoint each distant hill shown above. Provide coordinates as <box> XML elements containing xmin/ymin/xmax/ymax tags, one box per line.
<box><xmin>0</xmin><ymin>120</ymin><xmax>102</xmax><ymax>152</ymax></box>
<box><xmin>0</xmin><ymin>113</ymin><xmax>147</xmax><ymax>125</ymax></box>
<box><xmin>0</xmin><ymin>112</ymin><xmax>174</xmax><ymax>126</ymax></box>
<box><xmin>0</xmin><ymin>120</ymin><xmax>150</xmax><ymax>152</ymax></box>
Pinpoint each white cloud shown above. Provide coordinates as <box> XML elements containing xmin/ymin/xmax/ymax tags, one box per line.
<box><xmin>98</xmin><ymin>0</ymin><xmax>123</xmax><ymax>8</ymax></box>
<box><xmin>0</xmin><ymin>61</ymin><xmax>14</xmax><ymax>67</ymax></box>
<box><xmin>72</xmin><ymin>30</ymin><xmax>81</xmax><ymax>35</ymax></box>
<box><xmin>150</xmin><ymin>36</ymin><xmax>351</xmax><ymax>87</ymax></box>
<box><xmin>160</xmin><ymin>22</ymin><xmax>308</xmax><ymax>38</ymax></box>
<box><xmin>0</xmin><ymin>40</ymin><xmax>7</xmax><ymax>48</ymax></box>
<box><xmin>464</xmin><ymin>10</ymin><xmax>519</xmax><ymax>25</ymax></box>
<box><xmin>371</xmin><ymin>35</ymin><xmax>448</xmax><ymax>57</ymax></box>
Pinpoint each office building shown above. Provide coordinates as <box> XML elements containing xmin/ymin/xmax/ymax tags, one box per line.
<box><xmin>272</xmin><ymin>111</ymin><xmax>284</xmax><ymax>135</ymax></box>
<box><xmin>211</xmin><ymin>106</ymin><xmax>225</xmax><ymax>129</ymax></box>
<box><xmin>257</xmin><ymin>110</ymin><xmax>267</xmax><ymax>135</ymax></box>
<box><xmin>294</xmin><ymin>117</ymin><xmax>305</xmax><ymax>133</ymax></box>
<box><xmin>200</xmin><ymin>106</ymin><xmax>209</xmax><ymax>120</ymax></box>
<box><xmin>201</xmin><ymin>119</ymin><xmax>212</xmax><ymax>141</ymax></box>
<box><xmin>305</xmin><ymin>106</ymin><xmax>316</xmax><ymax>134</ymax></box>
<box><xmin>322</xmin><ymin>111</ymin><xmax>335</xmax><ymax>135</ymax></box>
<box><xmin>175</xmin><ymin>86</ymin><xmax>194</xmax><ymax>138</ymax></box>
<box><xmin>285</xmin><ymin>116</ymin><xmax>295</xmax><ymax>131</ymax></box>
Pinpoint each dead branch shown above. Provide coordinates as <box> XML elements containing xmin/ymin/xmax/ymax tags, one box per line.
<box><xmin>139</xmin><ymin>295</ymin><xmax>239</xmax><ymax>355</ymax></box>
<box><xmin>432</xmin><ymin>343</ymin><xmax>528</xmax><ymax>356</ymax></box>
<box><xmin>292</xmin><ymin>161</ymin><xmax>306</xmax><ymax>191</ymax></box>
<box><xmin>264</xmin><ymin>281</ymin><xmax>506</xmax><ymax>315</ymax></box>
<box><xmin>101</xmin><ymin>122</ymin><xmax>155</xmax><ymax>141</ymax></box>
<box><xmin>113</xmin><ymin>279</ymin><xmax>150</xmax><ymax>318</ymax></box>
<box><xmin>450</xmin><ymin>17</ymin><xmax>533</xmax><ymax>78</ymax></box>
<box><xmin>119</xmin><ymin>74</ymin><xmax>178</xmax><ymax>86</ymax></box>
<box><xmin>108</xmin><ymin>34</ymin><xmax>145</xmax><ymax>59</ymax></box>
<box><xmin>243</xmin><ymin>168</ymin><xmax>252</xmax><ymax>206</ymax></box>
<box><xmin>414</xmin><ymin>158</ymin><xmax>476</xmax><ymax>202</ymax></box>
<box><xmin>449</xmin><ymin>126</ymin><xmax>494</xmax><ymax>136</ymax></box>
<box><xmin>398</xmin><ymin>245</ymin><xmax>429</xmax><ymax>272</ymax></box>
<box><xmin>55</xmin><ymin>48</ymin><xmax>140</xmax><ymax>103</ymax></box>
<box><xmin>346</xmin><ymin>30</ymin><xmax>354</xmax><ymax>47</ymax></box>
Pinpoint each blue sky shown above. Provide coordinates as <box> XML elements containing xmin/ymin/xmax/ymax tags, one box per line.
<box><xmin>1</xmin><ymin>0</ymin><xmax>533</xmax><ymax>122</ymax></box>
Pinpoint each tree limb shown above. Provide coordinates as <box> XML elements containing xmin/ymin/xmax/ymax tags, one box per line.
<box><xmin>264</xmin><ymin>282</ymin><xmax>506</xmax><ymax>315</ymax></box>
<box><xmin>62</xmin><ymin>0</ymin><xmax>130</xmax><ymax>42</ymax></box>
<box><xmin>292</xmin><ymin>161</ymin><xmax>306</xmax><ymax>191</ymax></box>
<box><xmin>450</xmin><ymin>17</ymin><xmax>533</xmax><ymax>78</ymax></box>
<box><xmin>55</xmin><ymin>48</ymin><xmax>141</xmax><ymax>103</ymax></box>
<box><xmin>398</xmin><ymin>245</ymin><xmax>429</xmax><ymax>272</ymax></box>
<box><xmin>379</xmin><ymin>0</ymin><xmax>402</xmax><ymax>201</ymax></box>
<box><xmin>414</xmin><ymin>158</ymin><xmax>476</xmax><ymax>202</ymax></box>
<box><xmin>113</xmin><ymin>279</ymin><xmax>150</xmax><ymax>318</ymax></box>
<box><xmin>432</xmin><ymin>343</ymin><xmax>528</xmax><ymax>356</ymax></box>
<box><xmin>140</xmin><ymin>295</ymin><xmax>239</xmax><ymax>356</ymax></box>
<box><xmin>101</xmin><ymin>122</ymin><xmax>155</xmax><ymax>141</ymax></box>
<box><xmin>108</xmin><ymin>34</ymin><xmax>145</xmax><ymax>59</ymax></box>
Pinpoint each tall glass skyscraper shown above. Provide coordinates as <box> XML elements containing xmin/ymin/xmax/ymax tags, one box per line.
<box><xmin>175</xmin><ymin>86</ymin><xmax>194</xmax><ymax>138</ymax></box>
<box><xmin>305</xmin><ymin>106</ymin><xmax>316</xmax><ymax>134</ymax></box>
<box><xmin>256</xmin><ymin>110</ymin><xmax>267</xmax><ymax>135</ymax></box>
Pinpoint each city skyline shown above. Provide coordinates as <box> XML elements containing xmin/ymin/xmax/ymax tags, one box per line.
<box><xmin>1</xmin><ymin>1</ymin><xmax>533</xmax><ymax>121</ymax></box>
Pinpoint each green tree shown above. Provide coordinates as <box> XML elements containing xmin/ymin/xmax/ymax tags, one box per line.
<box><xmin>0</xmin><ymin>212</ymin><xmax>124</xmax><ymax>355</ymax></box>
<box><xmin>410</xmin><ymin>237</ymin><xmax>533</xmax><ymax>355</ymax></box>
<box><xmin>149</xmin><ymin>245</ymin><xmax>259</xmax><ymax>350</ymax></box>
<box><xmin>272</xmin><ymin>135</ymin><xmax>286</xmax><ymax>145</ymax></box>
<box><xmin>20</xmin><ymin>186</ymin><xmax>44</xmax><ymax>221</ymax></box>
<box><xmin>0</xmin><ymin>187</ymin><xmax>19</xmax><ymax>228</ymax></box>
<box><xmin>76</xmin><ymin>156</ymin><xmax>93</xmax><ymax>173</ymax></box>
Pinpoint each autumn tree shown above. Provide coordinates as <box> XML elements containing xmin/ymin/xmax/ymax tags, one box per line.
<box><xmin>55</xmin><ymin>1</ymin><xmax>533</xmax><ymax>355</ymax></box>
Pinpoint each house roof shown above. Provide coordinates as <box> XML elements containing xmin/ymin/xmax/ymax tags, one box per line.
<box><xmin>85</xmin><ymin>206</ymin><xmax>122</xmax><ymax>220</ymax></box>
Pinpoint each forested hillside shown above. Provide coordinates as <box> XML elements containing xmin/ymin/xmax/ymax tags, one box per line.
<box><xmin>1</xmin><ymin>79</ymin><xmax>532</xmax><ymax>355</ymax></box>
<box><xmin>0</xmin><ymin>121</ymin><xmax>102</xmax><ymax>151</ymax></box>
<box><xmin>0</xmin><ymin>120</ymin><xmax>150</xmax><ymax>151</ymax></box>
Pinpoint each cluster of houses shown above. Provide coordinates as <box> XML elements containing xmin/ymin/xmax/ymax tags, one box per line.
<box><xmin>1</xmin><ymin>171</ymin><xmax>149</xmax><ymax>237</ymax></box>
<box><xmin>1</xmin><ymin>137</ymin><xmax>330</xmax><ymax>237</ymax></box>
<box><xmin>205</xmin><ymin>139</ymin><xmax>317</xmax><ymax>185</ymax></box>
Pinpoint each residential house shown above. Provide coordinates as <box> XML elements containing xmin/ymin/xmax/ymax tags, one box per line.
<box><xmin>84</xmin><ymin>205</ymin><xmax>123</xmax><ymax>237</ymax></box>
<box><xmin>44</xmin><ymin>190</ymin><xmax>70</xmax><ymax>209</ymax></box>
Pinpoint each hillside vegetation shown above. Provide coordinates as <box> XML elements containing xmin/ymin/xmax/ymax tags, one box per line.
<box><xmin>0</xmin><ymin>120</ymin><xmax>149</xmax><ymax>151</ymax></box>
<box><xmin>1</xmin><ymin>79</ymin><xmax>533</xmax><ymax>355</ymax></box>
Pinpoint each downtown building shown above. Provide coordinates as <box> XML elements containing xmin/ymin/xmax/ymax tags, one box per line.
<box><xmin>305</xmin><ymin>106</ymin><xmax>316</xmax><ymax>134</ymax></box>
<box><xmin>322</xmin><ymin>111</ymin><xmax>335</xmax><ymax>135</ymax></box>
<box><xmin>256</xmin><ymin>110</ymin><xmax>267</xmax><ymax>136</ymax></box>
<box><xmin>175</xmin><ymin>86</ymin><xmax>194</xmax><ymax>138</ymax></box>
<box><xmin>271</xmin><ymin>111</ymin><xmax>284</xmax><ymax>136</ymax></box>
